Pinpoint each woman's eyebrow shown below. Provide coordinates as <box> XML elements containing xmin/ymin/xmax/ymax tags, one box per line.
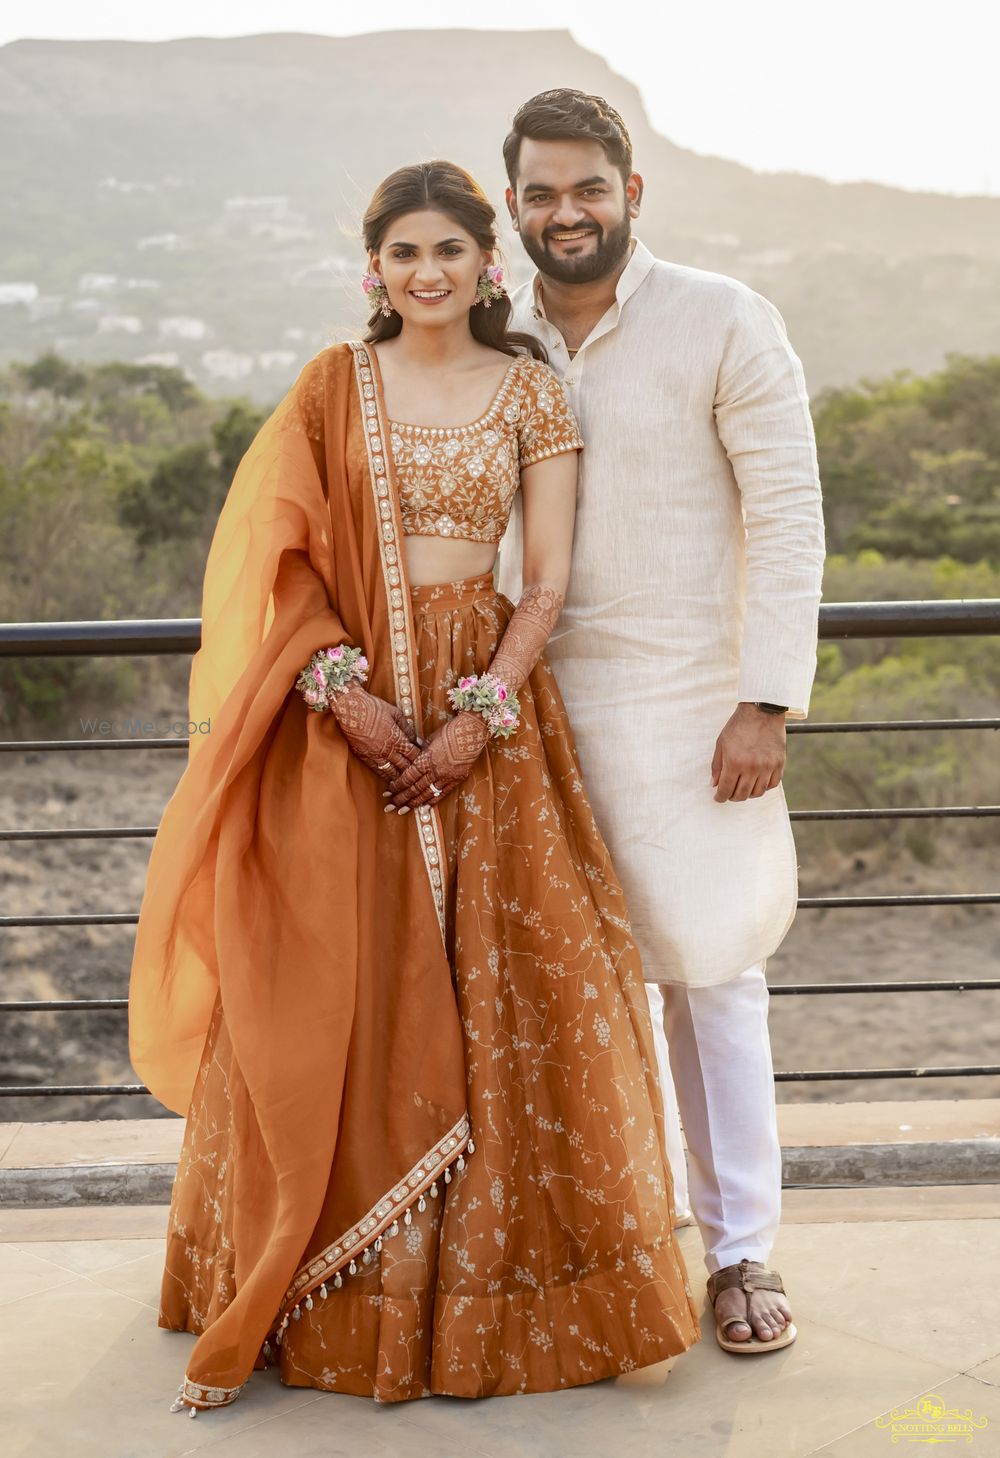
<box><xmin>385</xmin><ymin>236</ymin><xmax>466</xmax><ymax>248</ymax></box>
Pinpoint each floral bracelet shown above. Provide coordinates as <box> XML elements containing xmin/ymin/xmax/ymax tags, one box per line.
<box><xmin>295</xmin><ymin>644</ymin><xmax>369</xmax><ymax>712</ymax></box>
<box><xmin>447</xmin><ymin>672</ymin><xmax>521</xmax><ymax>739</ymax></box>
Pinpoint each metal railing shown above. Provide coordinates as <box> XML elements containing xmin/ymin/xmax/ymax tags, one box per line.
<box><xmin>2</xmin><ymin>598</ymin><xmax>999</xmax><ymax>1102</ymax></box>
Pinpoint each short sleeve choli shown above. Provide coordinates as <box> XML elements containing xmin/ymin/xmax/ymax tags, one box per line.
<box><xmin>389</xmin><ymin>355</ymin><xmax>583</xmax><ymax>544</ymax></box>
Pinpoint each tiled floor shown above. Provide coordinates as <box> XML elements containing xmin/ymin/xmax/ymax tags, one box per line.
<box><xmin>1</xmin><ymin>1189</ymin><xmax>996</xmax><ymax>1458</ymax></box>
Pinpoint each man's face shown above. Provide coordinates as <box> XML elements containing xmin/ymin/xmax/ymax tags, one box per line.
<box><xmin>506</xmin><ymin>137</ymin><xmax>642</xmax><ymax>285</ymax></box>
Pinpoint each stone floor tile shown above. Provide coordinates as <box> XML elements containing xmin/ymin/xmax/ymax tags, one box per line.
<box><xmin>12</xmin><ymin>1238</ymin><xmax>164</xmax><ymax>1278</ymax></box>
<box><xmin>177</xmin><ymin>1392</ymin><xmax>486</xmax><ymax>1458</ymax></box>
<box><xmin>0</xmin><ymin>1278</ymin><xmax>319</xmax><ymax>1458</ymax></box>
<box><xmin>351</xmin><ymin>1319</ymin><xmax>954</xmax><ymax>1458</ymax></box>
<box><xmin>968</xmin><ymin>1353</ymin><xmax>1000</xmax><ymax>1386</ymax></box>
<box><xmin>772</xmin><ymin>1218</ymin><xmax>998</xmax><ymax>1371</ymax></box>
<box><xmin>0</xmin><ymin>1204</ymin><xmax>168</xmax><ymax>1243</ymax></box>
<box><xmin>0</xmin><ymin>1243</ymin><xmax>79</xmax><ymax>1308</ymax></box>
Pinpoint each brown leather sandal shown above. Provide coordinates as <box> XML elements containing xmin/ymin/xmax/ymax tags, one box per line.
<box><xmin>707</xmin><ymin>1258</ymin><xmax>798</xmax><ymax>1353</ymax></box>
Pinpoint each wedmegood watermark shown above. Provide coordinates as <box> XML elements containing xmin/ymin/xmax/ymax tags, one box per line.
<box><xmin>78</xmin><ymin>718</ymin><xmax>211</xmax><ymax>738</ymax></box>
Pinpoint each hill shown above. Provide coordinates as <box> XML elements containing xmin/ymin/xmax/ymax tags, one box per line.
<box><xmin>2</xmin><ymin>30</ymin><xmax>1000</xmax><ymax>399</ymax></box>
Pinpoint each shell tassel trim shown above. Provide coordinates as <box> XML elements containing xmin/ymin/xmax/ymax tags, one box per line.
<box><xmin>169</xmin><ymin>1119</ymin><xmax>474</xmax><ymax>1414</ymax></box>
<box><xmin>271</xmin><ymin>1117</ymin><xmax>473</xmax><ymax>1335</ymax></box>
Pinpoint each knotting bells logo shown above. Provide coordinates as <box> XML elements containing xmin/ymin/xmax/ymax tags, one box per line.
<box><xmin>876</xmin><ymin>1391</ymin><xmax>989</xmax><ymax>1444</ymax></box>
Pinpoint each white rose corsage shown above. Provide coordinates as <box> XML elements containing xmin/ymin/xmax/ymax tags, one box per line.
<box><xmin>447</xmin><ymin>671</ymin><xmax>521</xmax><ymax>739</ymax></box>
<box><xmin>295</xmin><ymin>644</ymin><xmax>369</xmax><ymax>711</ymax></box>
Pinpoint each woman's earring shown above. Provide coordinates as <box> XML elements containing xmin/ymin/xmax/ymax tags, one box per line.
<box><xmin>473</xmin><ymin>264</ymin><xmax>507</xmax><ymax>309</ymax></box>
<box><xmin>361</xmin><ymin>271</ymin><xmax>394</xmax><ymax>318</ymax></box>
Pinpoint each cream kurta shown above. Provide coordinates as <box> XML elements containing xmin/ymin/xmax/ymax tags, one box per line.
<box><xmin>498</xmin><ymin>238</ymin><xmax>825</xmax><ymax>987</ymax></box>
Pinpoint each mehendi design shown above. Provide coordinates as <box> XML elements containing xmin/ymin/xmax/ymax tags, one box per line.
<box><xmin>332</xmin><ymin>686</ymin><xmax>421</xmax><ymax>781</ymax></box>
<box><xmin>385</xmin><ymin>711</ymin><xmax>491</xmax><ymax>810</ymax></box>
<box><xmin>488</xmin><ymin>584</ymin><xmax>566</xmax><ymax>695</ymax></box>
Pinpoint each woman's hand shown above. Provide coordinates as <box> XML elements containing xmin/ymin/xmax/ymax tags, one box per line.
<box><xmin>383</xmin><ymin>711</ymin><xmax>490</xmax><ymax>813</ymax></box>
<box><xmin>331</xmin><ymin>685</ymin><xmax>421</xmax><ymax>783</ymax></box>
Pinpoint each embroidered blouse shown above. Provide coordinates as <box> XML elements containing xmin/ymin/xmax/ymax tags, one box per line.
<box><xmin>388</xmin><ymin>355</ymin><xmax>584</xmax><ymax>544</ymax></box>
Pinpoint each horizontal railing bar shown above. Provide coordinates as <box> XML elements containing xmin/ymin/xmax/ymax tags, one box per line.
<box><xmin>0</xmin><ymin>999</ymin><xmax>129</xmax><ymax>1012</ymax></box>
<box><xmin>3</xmin><ymin>809</ymin><xmax>999</xmax><ymax>843</ymax></box>
<box><xmin>817</xmin><ymin>599</ymin><xmax>1000</xmax><ymax>638</ymax></box>
<box><xmin>790</xmin><ymin>806</ymin><xmax>1000</xmax><ymax>821</ymax></box>
<box><xmin>0</xmin><ymin>738</ymin><xmax>187</xmax><ymax>752</ymax></box>
<box><xmin>4</xmin><ymin>981</ymin><xmax>1000</xmax><ymax>1013</ymax></box>
<box><xmin>0</xmin><ymin>1084</ymin><xmax>152</xmax><ymax>1096</ymax></box>
<box><xmin>0</xmin><ymin>620</ymin><xmax>200</xmax><ymax>657</ymax></box>
<box><xmin>0</xmin><ymin>914</ymin><xmax>138</xmax><ymax>927</ymax></box>
<box><xmin>3</xmin><ymin>722</ymin><xmax>998</xmax><ymax>756</ymax></box>
<box><xmin>770</xmin><ymin>979</ymin><xmax>1000</xmax><ymax>994</ymax></box>
<box><xmin>0</xmin><ymin>827</ymin><xmax>156</xmax><ymax>841</ymax></box>
<box><xmin>3</xmin><ymin>600</ymin><xmax>998</xmax><ymax>661</ymax></box>
<box><xmin>774</xmin><ymin>1065</ymin><xmax>1000</xmax><ymax>1081</ymax></box>
<box><xmin>798</xmin><ymin>894</ymin><xmax>999</xmax><ymax>908</ymax></box>
<box><xmin>4</xmin><ymin>1064</ymin><xmax>999</xmax><ymax>1096</ymax></box>
<box><xmin>4</xmin><ymin>893</ymin><xmax>997</xmax><ymax>928</ymax></box>
<box><xmin>788</xmin><ymin>718</ymin><xmax>1000</xmax><ymax>733</ymax></box>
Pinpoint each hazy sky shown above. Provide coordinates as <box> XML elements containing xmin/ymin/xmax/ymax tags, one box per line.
<box><xmin>5</xmin><ymin>1</ymin><xmax>999</xmax><ymax>196</ymax></box>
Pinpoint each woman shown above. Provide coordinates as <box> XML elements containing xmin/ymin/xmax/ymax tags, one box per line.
<box><xmin>129</xmin><ymin>160</ymin><xmax>700</xmax><ymax>1415</ymax></box>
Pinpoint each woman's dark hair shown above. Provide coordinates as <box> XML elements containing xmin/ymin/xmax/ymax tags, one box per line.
<box><xmin>503</xmin><ymin>89</ymin><xmax>633</xmax><ymax>189</ymax></box>
<box><xmin>361</xmin><ymin>160</ymin><xmax>545</xmax><ymax>360</ymax></box>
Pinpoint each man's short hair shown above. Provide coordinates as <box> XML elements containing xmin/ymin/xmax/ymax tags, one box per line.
<box><xmin>503</xmin><ymin>89</ymin><xmax>633</xmax><ymax>188</ymax></box>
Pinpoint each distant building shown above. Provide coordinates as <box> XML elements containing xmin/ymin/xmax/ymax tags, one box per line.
<box><xmin>79</xmin><ymin>273</ymin><xmax>118</xmax><ymax>293</ymax></box>
<box><xmin>99</xmin><ymin>176</ymin><xmax>156</xmax><ymax>193</ymax></box>
<box><xmin>284</xmin><ymin>326</ymin><xmax>305</xmax><ymax>342</ymax></box>
<box><xmin>28</xmin><ymin>295</ymin><xmax>64</xmax><ymax>320</ymax></box>
<box><xmin>137</xmin><ymin>233</ymin><xmax>184</xmax><ymax>252</ymax></box>
<box><xmin>98</xmin><ymin>315</ymin><xmax>143</xmax><ymax>335</ymax></box>
<box><xmin>160</xmin><ymin>316</ymin><xmax>209</xmax><ymax>340</ymax></box>
<box><xmin>225</xmin><ymin>195</ymin><xmax>289</xmax><ymax>217</ymax></box>
<box><xmin>257</xmin><ymin>349</ymin><xmax>297</xmax><ymax>372</ymax></box>
<box><xmin>71</xmin><ymin>299</ymin><xmax>101</xmax><ymax>313</ymax></box>
<box><xmin>125</xmin><ymin>278</ymin><xmax>161</xmax><ymax>290</ymax></box>
<box><xmin>202</xmin><ymin>350</ymin><xmax>254</xmax><ymax>380</ymax></box>
<box><xmin>137</xmin><ymin>351</ymin><xmax>181</xmax><ymax>369</ymax></box>
<box><xmin>0</xmin><ymin>282</ymin><xmax>39</xmax><ymax>305</ymax></box>
<box><xmin>292</xmin><ymin>257</ymin><xmax>355</xmax><ymax>288</ymax></box>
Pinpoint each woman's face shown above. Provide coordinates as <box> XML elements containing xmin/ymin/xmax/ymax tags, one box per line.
<box><xmin>370</xmin><ymin>209</ymin><xmax>491</xmax><ymax>329</ymax></box>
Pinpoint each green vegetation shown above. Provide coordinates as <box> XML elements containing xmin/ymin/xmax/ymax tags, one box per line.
<box><xmin>0</xmin><ymin>349</ymin><xmax>997</xmax><ymax>847</ymax></box>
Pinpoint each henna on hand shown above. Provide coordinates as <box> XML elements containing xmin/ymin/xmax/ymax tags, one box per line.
<box><xmin>488</xmin><ymin>583</ymin><xmax>565</xmax><ymax>696</ymax></box>
<box><xmin>384</xmin><ymin>711</ymin><xmax>490</xmax><ymax>811</ymax></box>
<box><xmin>331</xmin><ymin>685</ymin><xmax>421</xmax><ymax>782</ymax></box>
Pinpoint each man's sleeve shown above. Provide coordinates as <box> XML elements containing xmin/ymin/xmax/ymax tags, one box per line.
<box><xmin>713</xmin><ymin>286</ymin><xmax>826</xmax><ymax>719</ymax></box>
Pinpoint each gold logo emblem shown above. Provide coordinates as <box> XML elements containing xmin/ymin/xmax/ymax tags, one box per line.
<box><xmin>876</xmin><ymin>1392</ymin><xmax>989</xmax><ymax>1444</ymax></box>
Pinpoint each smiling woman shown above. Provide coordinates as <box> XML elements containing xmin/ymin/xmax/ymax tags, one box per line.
<box><xmin>131</xmin><ymin>157</ymin><xmax>700</xmax><ymax>1417</ymax></box>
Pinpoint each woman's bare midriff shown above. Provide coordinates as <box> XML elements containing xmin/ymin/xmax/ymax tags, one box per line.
<box><xmin>403</xmin><ymin>534</ymin><xmax>499</xmax><ymax>588</ymax></box>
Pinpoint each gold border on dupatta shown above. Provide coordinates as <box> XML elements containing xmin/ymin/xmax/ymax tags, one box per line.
<box><xmin>347</xmin><ymin>342</ymin><xmax>448</xmax><ymax>941</ymax></box>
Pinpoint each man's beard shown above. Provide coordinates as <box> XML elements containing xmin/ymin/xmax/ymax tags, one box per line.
<box><xmin>518</xmin><ymin>207</ymin><xmax>632</xmax><ymax>285</ymax></box>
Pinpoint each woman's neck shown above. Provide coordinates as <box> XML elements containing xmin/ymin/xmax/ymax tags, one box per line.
<box><xmin>378</xmin><ymin>322</ymin><xmax>482</xmax><ymax>371</ymax></box>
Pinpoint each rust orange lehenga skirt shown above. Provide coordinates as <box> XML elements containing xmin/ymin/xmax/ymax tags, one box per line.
<box><xmin>158</xmin><ymin>571</ymin><xmax>701</xmax><ymax>1402</ymax></box>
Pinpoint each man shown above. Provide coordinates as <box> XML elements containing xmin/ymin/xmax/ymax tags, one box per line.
<box><xmin>498</xmin><ymin>89</ymin><xmax>825</xmax><ymax>1352</ymax></box>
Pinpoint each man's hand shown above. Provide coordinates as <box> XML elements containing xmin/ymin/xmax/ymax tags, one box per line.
<box><xmin>330</xmin><ymin>685</ymin><xmax>421</xmax><ymax>783</ymax></box>
<box><xmin>383</xmin><ymin>711</ymin><xmax>491</xmax><ymax>813</ymax></box>
<box><xmin>711</xmin><ymin>703</ymin><xmax>786</xmax><ymax>803</ymax></box>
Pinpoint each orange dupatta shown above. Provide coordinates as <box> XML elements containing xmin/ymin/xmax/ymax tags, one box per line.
<box><xmin>128</xmin><ymin>342</ymin><xmax>468</xmax><ymax>1410</ymax></box>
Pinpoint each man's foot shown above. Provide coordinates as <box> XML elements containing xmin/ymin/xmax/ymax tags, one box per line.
<box><xmin>713</xmin><ymin>1281</ymin><xmax>792</xmax><ymax>1342</ymax></box>
<box><xmin>707</xmin><ymin>1259</ymin><xmax>797</xmax><ymax>1352</ymax></box>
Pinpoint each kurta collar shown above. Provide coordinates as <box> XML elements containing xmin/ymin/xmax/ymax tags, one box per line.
<box><xmin>528</xmin><ymin>236</ymin><xmax>655</xmax><ymax>353</ymax></box>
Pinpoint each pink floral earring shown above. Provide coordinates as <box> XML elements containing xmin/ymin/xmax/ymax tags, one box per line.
<box><xmin>474</xmin><ymin>264</ymin><xmax>506</xmax><ymax>309</ymax></box>
<box><xmin>361</xmin><ymin>271</ymin><xmax>394</xmax><ymax>318</ymax></box>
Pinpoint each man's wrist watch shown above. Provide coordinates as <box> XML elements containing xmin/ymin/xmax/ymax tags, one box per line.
<box><xmin>754</xmin><ymin>701</ymin><xmax>788</xmax><ymax>715</ymax></box>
